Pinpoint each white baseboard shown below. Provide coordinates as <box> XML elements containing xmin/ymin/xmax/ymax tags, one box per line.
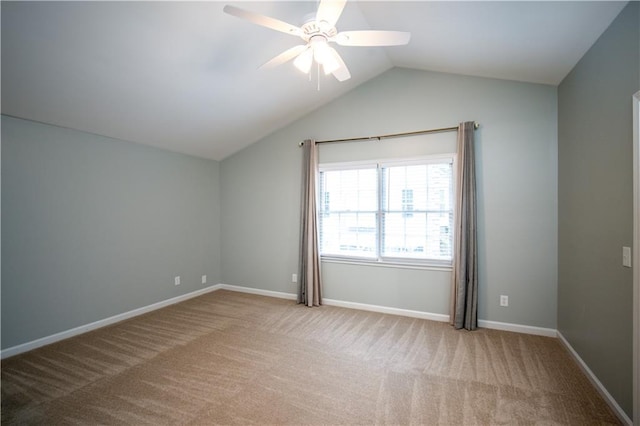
<box><xmin>478</xmin><ymin>319</ymin><xmax>557</xmax><ymax>338</ymax></box>
<box><xmin>217</xmin><ymin>284</ymin><xmax>555</xmax><ymax>336</ymax></box>
<box><xmin>557</xmin><ymin>331</ymin><xmax>632</xmax><ymax>425</ymax></box>
<box><xmin>1</xmin><ymin>282</ymin><xmax>557</xmax><ymax>361</ymax></box>
<box><xmin>217</xmin><ymin>283</ymin><xmax>449</xmax><ymax>322</ymax></box>
<box><xmin>217</xmin><ymin>283</ymin><xmax>297</xmax><ymax>300</ymax></box>
<box><xmin>322</xmin><ymin>297</ymin><xmax>450</xmax><ymax>322</ymax></box>
<box><xmin>0</xmin><ymin>285</ymin><xmax>222</xmax><ymax>360</ymax></box>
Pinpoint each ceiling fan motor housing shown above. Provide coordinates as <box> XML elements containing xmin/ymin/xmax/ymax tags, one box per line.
<box><xmin>301</xmin><ymin>20</ymin><xmax>337</xmax><ymax>43</ymax></box>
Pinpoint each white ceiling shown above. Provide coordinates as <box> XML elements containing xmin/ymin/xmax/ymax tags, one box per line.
<box><xmin>1</xmin><ymin>1</ymin><xmax>627</xmax><ymax>161</ymax></box>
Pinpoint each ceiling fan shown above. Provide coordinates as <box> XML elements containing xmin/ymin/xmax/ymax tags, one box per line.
<box><xmin>223</xmin><ymin>0</ymin><xmax>410</xmax><ymax>82</ymax></box>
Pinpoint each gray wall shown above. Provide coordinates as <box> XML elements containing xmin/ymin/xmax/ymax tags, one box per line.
<box><xmin>221</xmin><ymin>67</ymin><xmax>558</xmax><ymax>329</ymax></box>
<box><xmin>558</xmin><ymin>2</ymin><xmax>639</xmax><ymax>418</ymax></box>
<box><xmin>1</xmin><ymin>115</ymin><xmax>221</xmax><ymax>349</ymax></box>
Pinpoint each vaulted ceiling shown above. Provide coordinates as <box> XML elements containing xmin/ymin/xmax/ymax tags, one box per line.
<box><xmin>1</xmin><ymin>1</ymin><xmax>627</xmax><ymax>160</ymax></box>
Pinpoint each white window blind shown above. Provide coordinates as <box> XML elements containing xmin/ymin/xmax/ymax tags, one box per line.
<box><xmin>319</xmin><ymin>156</ymin><xmax>454</xmax><ymax>266</ymax></box>
<box><xmin>319</xmin><ymin>167</ymin><xmax>378</xmax><ymax>258</ymax></box>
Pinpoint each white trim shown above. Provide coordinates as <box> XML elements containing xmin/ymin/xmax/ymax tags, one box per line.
<box><xmin>379</xmin><ymin>154</ymin><xmax>455</xmax><ymax>168</ymax></box>
<box><xmin>632</xmin><ymin>90</ymin><xmax>639</xmax><ymax>426</ymax></box>
<box><xmin>218</xmin><ymin>284</ymin><xmax>556</xmax><ymax>336</ymax></box>
<box><xmin>318</xmin><ymin>154</ymin><xmax>455</xmax><ymax>171</ymax></box>
<box><xmin>3</xmin><ymin>282</ymin><xmax>561</xmax><ymax>360</ymax></box>
<box><xmin>319</xmin><ymin>160</ymin><xmax>378</xmax><ymax>171</ymax></box>
<box><xmin>216</xmin><ymin>285</ymin><xmax>451</xmax><ymax>323</ymax></box>
<box><xmin>321</xmin><ymin>257</ymin><xmax>452</xmax><ymax>272</ymax></box>
<box><xmin>558</xmin><ymin>331</ymin><xmax>632</xmax><ymax>426</ymax></box>
<box><xmin>217</xmin><ymin>285</ymin><xmax>450</xmax><ymax>322</ymax></box>
<box><xmin>0</xmin><ymin>285</ymin><xmax>222</xmax><ymax>359</ymax></box>
<box><xmin>477</xmin><ymin>319</ymin><xmax>557</xmax><ymax>338</ymax></box>
<box><xmin>322</xmin><ymin>298</ymin><xmax>450</xmax><ymax>322</ymax></box>
<box><xmin>216</xmin><ymin>284</ymin><xmax>297</xmax><ymax>301</ymax></box>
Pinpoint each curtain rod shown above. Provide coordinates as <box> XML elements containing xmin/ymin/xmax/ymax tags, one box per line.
<box><xmin>299</xmin><ymin>121</ymin><xmax>479</xmax><ymax>147</ymax></box>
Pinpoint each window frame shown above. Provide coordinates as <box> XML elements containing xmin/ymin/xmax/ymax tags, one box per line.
<box><xmin>318</xmin><ymin>155</ymin><xmax>456</xmax><ymax>270</ymax></box>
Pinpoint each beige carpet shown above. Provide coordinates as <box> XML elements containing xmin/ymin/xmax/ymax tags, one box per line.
<box><xmin>1</xmin><ymin>290</ymin><xmax>620</xmax><ymax>425</ymax></box>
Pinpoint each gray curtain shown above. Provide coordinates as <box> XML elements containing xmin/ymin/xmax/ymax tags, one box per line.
<box><xmin>298</xmin><ymin>139</ymin><xmax>322</xmax><ymax>307</ymax></box>
<box><xmin>450</xmin><ymin>122</ymin><xmax>478</xmax><ymax>330</ymax></box>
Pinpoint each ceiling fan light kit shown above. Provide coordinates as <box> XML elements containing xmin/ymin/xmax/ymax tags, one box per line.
<box><xmin>293</xmin><ymin>47</ymin><xmax>314</xmax><ymax>74</ymax></box>
<box><xmin>223</xmin><ymin>0</ymin><xmax>410</xmax><ymax>84</ymax></box>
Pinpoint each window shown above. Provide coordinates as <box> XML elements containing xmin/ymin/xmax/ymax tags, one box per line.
<box><xmin>319</xmin><ymin>156</ymin><xmax>454</xmax><ymax>266</ymax></box>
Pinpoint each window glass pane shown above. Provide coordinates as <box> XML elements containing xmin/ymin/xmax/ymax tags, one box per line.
<box><xmin>322</xmin><ymin>168</ymin><xmax>377</xmax><ymax>212</ymax></box>
<box><xmin>381</xmin><ymin>161</ymin><xmax>453</xmax><ymax>262</ymax></box>
<box><xmin>320</xmin><ymin>168</ymin><xmax>377</xmax><ymax>258</ymax></box>
<box><xmin>426</xmin><ymin>163</ymin><xmax>453</xmax><ymax>211</ymax></box>
<box><xmin>382</xmin><ymin>212</ymin><xmax>452</xmax><ymax>260</ymax></box>
<box><xmin>320</xmin><ymin>212</ymin><xmax>377</xmax><ymax>258</ymax></box>
<box><xmin>427</xmin><ymin>211</ymin><xmax>452</xmax><ymax>260</ymax></box>
<box><xmin>383</xmin><ymin>166</ymin><xmax>427</xmax><ymax>211</ymax></box>
<box><xmin>383</xmin><ymin>163</ymin><xmax>452</xmax><ymax>211</ymax></box>
<box><xmin>382</xmin><ymin>212</ymin><xmax>427</xmax><ymax>258</ymax></box>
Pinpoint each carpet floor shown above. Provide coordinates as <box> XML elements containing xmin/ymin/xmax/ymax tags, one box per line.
<box><xmin>1</xmin><ymin>290</ymin><xmax>620</xmax><ymax>425</ymax></box>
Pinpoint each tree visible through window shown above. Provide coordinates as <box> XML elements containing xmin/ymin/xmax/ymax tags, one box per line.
<box><xmin>319</xmin><ymin>157</ymin><xmax>454</xmax><ymax>265</ymax></box>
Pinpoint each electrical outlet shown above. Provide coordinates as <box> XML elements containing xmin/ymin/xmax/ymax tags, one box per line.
<box><xmin>500</xmin><ymin>295</ymin><xmax>509</xmax><ymax>307</ymax></box>
<box><xmin>291</xmin><ymin>273</ymin><xmax>297</xmax><ymax>283</ymax></box>
<box><xmin>201</xmin><ymin>275</ymin><xmax>207</xmax><ymax>284</ymax></box>
<box><xmin>174</xmin><ymin>276</ymin><xmax>181</xmax><ymax>286</ymax></box>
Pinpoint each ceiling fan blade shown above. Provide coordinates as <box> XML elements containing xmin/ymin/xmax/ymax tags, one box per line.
<box><xmin>334</xmin><ymin>30</ymin><xmax>411</xmax><ymax>47</ymax></box>
<box><xmin>223</xmin><ymin>5</ymin><xmax>302</xmax><ymax>37</ymax></box>
<box><xmin>324</xmin><ymin>48</ymin><xmax>351</xmax><ymax>82</ymax></box>
<box><xmin>316</xmin><ymin>0</ymin><xmax>347</xmax><ymax>27</ymax></box>
<box><xmin>260</xmin><ymin>45</ymin><xmax>307</xmax><ymax>69</ymax></box>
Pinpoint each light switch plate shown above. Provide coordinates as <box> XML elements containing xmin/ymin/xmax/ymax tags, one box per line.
<box><xmin>623</xmin><ymin>246</ymin><xmax>632</xmax><ymax>268</ymax></box>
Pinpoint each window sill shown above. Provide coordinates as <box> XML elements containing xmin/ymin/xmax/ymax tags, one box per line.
<box><xmin>320</xmin><ymin>256</ymin><xmax>453</xmax><ymax>272</ymax></box>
